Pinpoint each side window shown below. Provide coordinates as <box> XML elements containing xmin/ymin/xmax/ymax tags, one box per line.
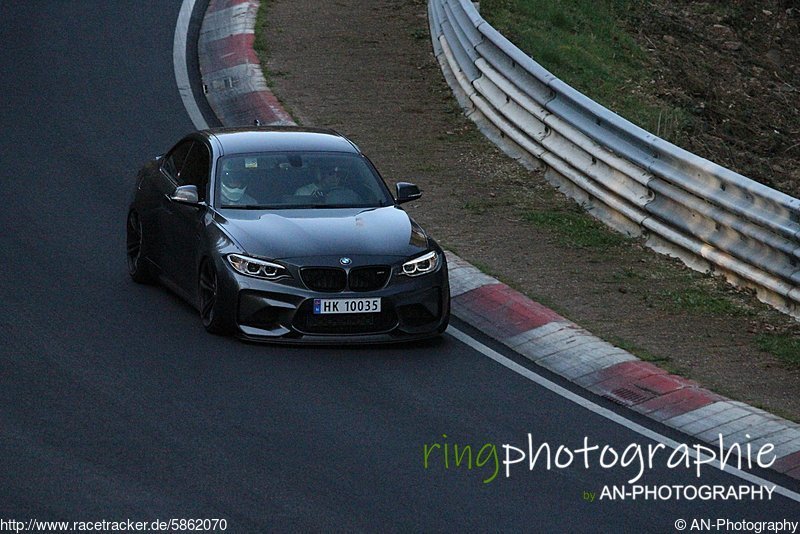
<box><xmin>180</xmin><ymin>143</ymin><xmax>211</xmax><ymax>201</ymax></box>
<box><xmin>161</xmin><ymin>140</ymin><xmax>193</xmax><ymax>182</ymax></box>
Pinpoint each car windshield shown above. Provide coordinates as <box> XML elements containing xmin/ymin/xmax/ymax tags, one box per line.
<box><xmin>215</xmin><ymin>152</ymin><xmax>395</xmax><ymax>209</ymax></box>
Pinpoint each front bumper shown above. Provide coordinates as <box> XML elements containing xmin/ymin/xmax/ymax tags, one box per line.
<box><xmin>221</xmin><ymin>257</ymin><xmax>450</xmax><ymax>344</ymax></box>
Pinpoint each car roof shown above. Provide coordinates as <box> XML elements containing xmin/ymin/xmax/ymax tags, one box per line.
<box><xmin>203</xmin><ymin>126</ymin><xmax>361</xmax><ymax>156</ymax></box>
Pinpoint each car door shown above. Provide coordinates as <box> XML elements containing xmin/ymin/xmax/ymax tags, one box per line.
<box><xmin>151</xmin><ymin>139</ymin><xmax>193</xmax><ymax>273</ymax></box>
<box><xmin>161</xmin><ymin>140</ymin><xmax>211</xmax><ymax>298</ymax></box>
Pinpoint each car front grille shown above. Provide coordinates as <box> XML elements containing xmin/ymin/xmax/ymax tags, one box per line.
<box><xmin>292</xmin><ymin>300</ymin><xmax>397</xmax><ymax>335</ymax></box>
<box><xmin>300</xmin><ymin>268</ymin><xmax>347</xmax><ymax>292</ymax></box>
<box><xmin>300</xmin><ymin>265</ymin><xmax>391</xmax><ymax>292</ymax></box>
<box><xmin>348</xmin><ymin>266</ymin><xmax>390</xmax><ymax>292</ymax></box>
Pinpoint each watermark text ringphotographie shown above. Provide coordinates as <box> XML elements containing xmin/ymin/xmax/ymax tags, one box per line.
<box><xmin>422</xmin><ymin>433</ymin><xmax>776</xmax><ymax>499</ymax></box>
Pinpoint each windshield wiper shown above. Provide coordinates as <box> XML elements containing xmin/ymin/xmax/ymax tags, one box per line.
<box><xmin>318</xmin><ymin>204</ymin><xmax>375</xmax><ymax>209</ymax></box>
<box><xmin>220</xmin><ymin>203</ymin><xmax>378</xmax><ymax>210</ymax></box>
<box><xmin>220</xmin><ymin>204</ymin><xmax>284</xmax><ymax>209</ymax></box>
<box><xmin>275</xmin><ymin>204</ymin><xmax>359</xmax><ymax>209</ymax></box>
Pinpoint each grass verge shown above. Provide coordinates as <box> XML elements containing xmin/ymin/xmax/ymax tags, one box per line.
<box><xmin>479</xmin><ymin>0</ymin><xmax>692</xmax><ymax>145</ymax></box>
<box><xmin>523</xmin><ymin>209</ymin><xmax>629</xmax><ymax>249</ymax></box>
<box><xmin>252</xmin><ymin>0</ymin><xmax>270</xmax><ymax>65</ymax></box>
<box><xmin>658</xmin><ymin>288</ymin><xmax>753</xmax><ymax>317</ymax></box>
<box><xmin>756</xmin><ymin>334</ymin><xmax>800</xmax><ymax>367</ymax></box>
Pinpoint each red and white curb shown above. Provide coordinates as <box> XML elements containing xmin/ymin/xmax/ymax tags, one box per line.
<box><xmin>447</xmin><ymin>252</ymin><xmax>800</xmax><ymax>480</ymax></box>
<box><xmin>195</xmin><ymin>1</ymin><xmax>800</xmax><ymax>482</ymax></box>
<box><xmin>198</xmin><ymin>0</ymin><xmax>293</xmax><ymax>126</ymax></box>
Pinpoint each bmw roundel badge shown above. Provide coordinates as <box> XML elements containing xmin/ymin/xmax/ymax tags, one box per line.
<box><xmin>340</xmin><ymin>257</ymin><xmax>352</xmax><ymax>265</ymax></box>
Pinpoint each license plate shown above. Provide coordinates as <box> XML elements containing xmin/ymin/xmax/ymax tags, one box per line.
<box><xmin>313</xmin><ymin>297</ymin><xmax>381</xmax><ymax>314</ymax></box>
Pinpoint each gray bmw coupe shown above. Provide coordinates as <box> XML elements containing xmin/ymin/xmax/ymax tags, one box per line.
<box><xmin>126</xmin><ymin>127</ymin><xmax>450</xmax><ymax>343</ymax></box>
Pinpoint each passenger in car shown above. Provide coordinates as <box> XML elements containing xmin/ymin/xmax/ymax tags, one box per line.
<box><xmin>295</xmin><ymin>163</ymin><xmax>360</xmax><ymax>204</ymax></box>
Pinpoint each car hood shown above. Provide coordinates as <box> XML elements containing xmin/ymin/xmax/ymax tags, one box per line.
<box><xmin>215</xmin><ymin>206</ymin><xmax>430</xmax><ymax>260</ymax></box>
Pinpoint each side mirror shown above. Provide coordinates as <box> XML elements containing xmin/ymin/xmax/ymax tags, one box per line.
<box><xmin>170</xmin><ymin>185</ymin><xmax>200</xmax><ymax>205</ymax></box>
<box><xmin>396</xmin><ymin>182</ymin><xmax>422</xmax><ymax>204</ymax></box>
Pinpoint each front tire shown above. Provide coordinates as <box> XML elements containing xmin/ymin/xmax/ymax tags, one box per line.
<box><xmin>198</xmin><ymin>259</ymin><xmax>231</xmax><ymax>335</ymax></box>
<box><xmin>437</xmin><ymin>308</ymin><xmax>450</xmax><ymax>334</ymax></box>
<box><xmin>126</xmin><ymin>210</ymin><xmax>154</xmax><ymax>284</ymax></box>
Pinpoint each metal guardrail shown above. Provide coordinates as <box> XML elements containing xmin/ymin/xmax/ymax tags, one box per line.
<box><xmin>429</xmin><ymin>0</ymin><xmax>800</xmax><ymax>319</ymax></box>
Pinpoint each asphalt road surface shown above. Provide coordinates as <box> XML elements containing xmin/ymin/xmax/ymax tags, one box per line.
<box><xmin>1</xmin><ymin>1</ymin><xmax>798</xmax><ymax>530</ymax></box>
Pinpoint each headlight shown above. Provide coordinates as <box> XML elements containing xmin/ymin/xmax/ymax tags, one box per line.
<box><xmin>401</xmin><ymin>250</ymin><xmax>439</xmax><ymax>277</ymax></box>
<box><xmin>227</xmin><ymin>254</ymin><xmax>289</xmax><ymax>280</ymax></box>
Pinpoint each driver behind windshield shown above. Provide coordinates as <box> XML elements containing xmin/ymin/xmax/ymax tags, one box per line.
<box><xmin>219</xmin><ymin>158</ymin><xmax>258</xmax><ymax>206</ymax></box>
